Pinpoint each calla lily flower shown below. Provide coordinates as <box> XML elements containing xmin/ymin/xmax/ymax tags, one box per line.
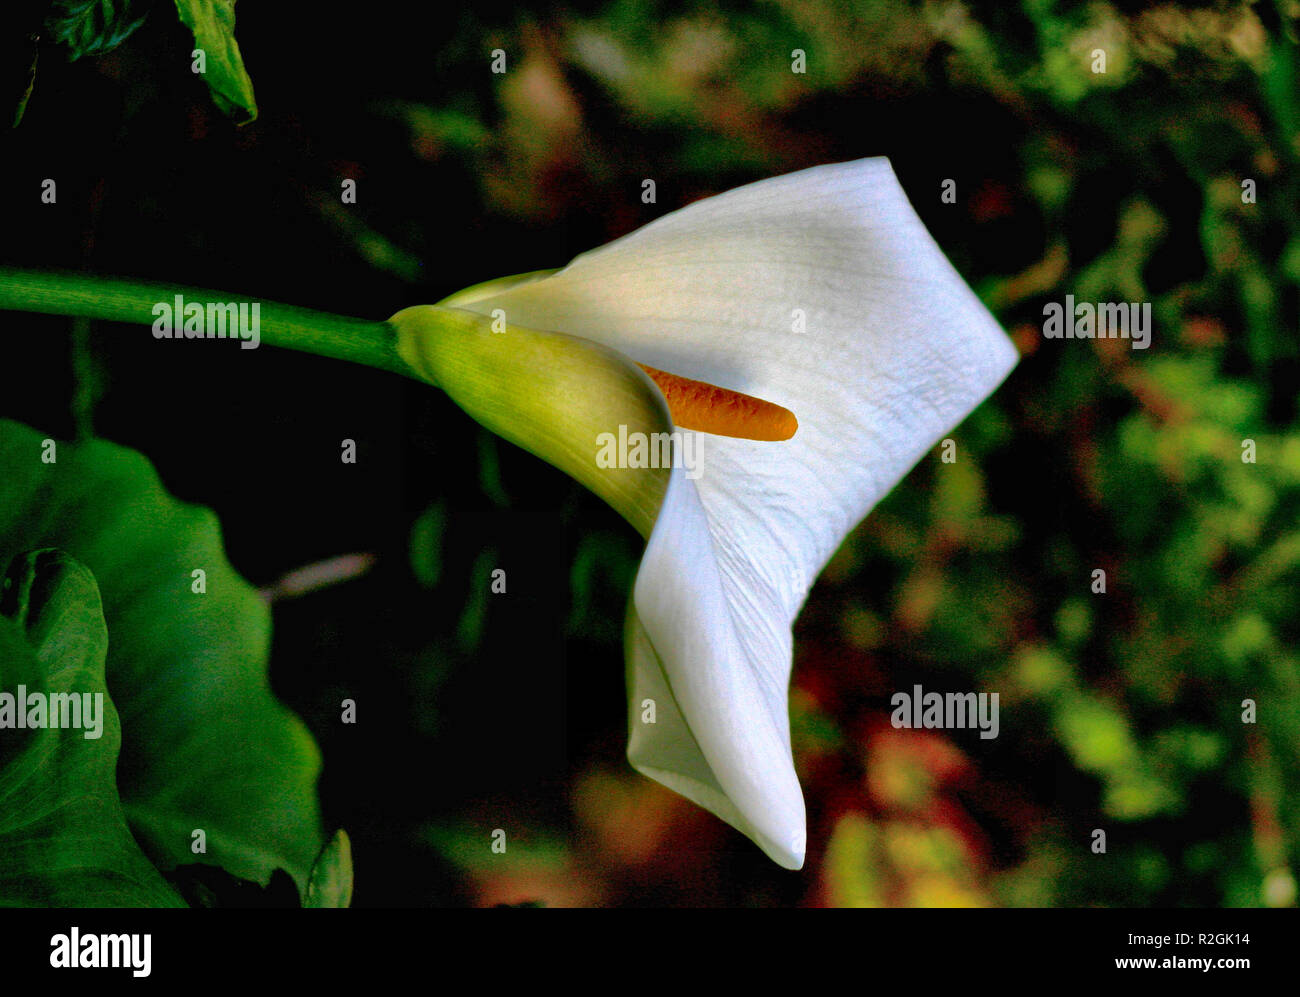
<box><xmin>390</xmin><ymin>157</ymin><xmax>1017</xmax><ymax>869</ymax></box>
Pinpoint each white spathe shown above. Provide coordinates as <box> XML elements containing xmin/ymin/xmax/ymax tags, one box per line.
<box><xmin>447</xmin><ymin>158</ymin><xmax>1018</xmax><ymax>868</ymax></box>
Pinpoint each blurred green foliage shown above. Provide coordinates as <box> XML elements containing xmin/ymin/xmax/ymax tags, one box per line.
<box><xmin>11</xmin><ymin>0</ymin><xmax>256</xmax><ymax>125</ymax></box>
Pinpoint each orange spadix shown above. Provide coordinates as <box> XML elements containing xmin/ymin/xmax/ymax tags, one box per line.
<box><xmin>637</xmin><ymin>364</ymin><xmax>798</xmax><ymax>442</ymax></box>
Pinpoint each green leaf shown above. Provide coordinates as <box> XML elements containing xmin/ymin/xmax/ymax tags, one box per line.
<box><xmin>0</xmin><ymin>549</ymin><xmax>185</xmax><ymax>906</ymax></box>
<box><xmin>304</xmin><ymin>829</ymin><xmax>354</xmax><ymax>908</ymax></box>
<box><xmin>0</xmin><ymin>420</ymin><xmax>323</xmax><ymax>889</ymax></box>
<box><xmin>7</xmin><ymin>31</ymin><xmax>39</xmax><ymax>128</ymax></box>
<box><xmin>45</xmin><ymin>0</ymin><xmax>153</xmax><ymax>60</ymax></box>
<box><xmin>172</xmin><ymin>0</ymin><xmax>257</xmax><ymax>123</ymax></box>
<box><xmin>40</xmin><ymin>1</ymin><xmax>259</xmax><ymax>123</ymax></box>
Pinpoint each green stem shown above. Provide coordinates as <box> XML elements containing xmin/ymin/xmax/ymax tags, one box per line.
<box><xmin>0</xmin><ymin>267</ymin><xmax>410</xmax><ymax>377</ymax></box>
